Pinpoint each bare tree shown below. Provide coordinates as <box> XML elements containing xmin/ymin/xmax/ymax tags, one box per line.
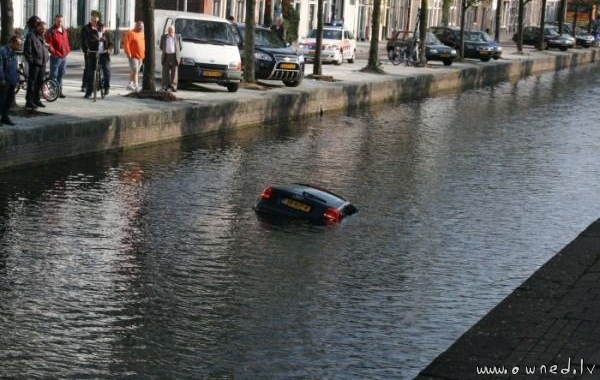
<box><xmin>538</xmin><ymin>0</ymin><xmax>547</xmax><ymax>50</ymax></box>
<box><xmin>514</xmin><ymin>0</ymin><xmax>534</xmax><ymax>52</ymax></box>
<box><xmin>141</xmin><ymin>0</ymin><xmax>156</xmax><ymax>91</ymax></box>
<box><xmin>459</xmin><ymin>0</ymin><xmax>482</xmax><ymax>59</ymax></box>
<box><xmin>1</xmin><ymin>0</ymin><xmax>14</xmax><ymax>45</ymax></box>
<box><xmin>494</xmin><ymin>0</ymin><xmax>502</xmax><ymax>42</ymax></box>
<box><xmin>363</xmin><ymin>0</ymin><xmax>384</xmax><ymax>72</ymax></box>
<box><xmin>419</xmin><ymin>1</ymin><xmax>428</xmax><ymax>65</ymax></box>
<box><xmin>313</xmin><ymin>0</ymin><xmax>324</xmax><ymax>75</ymax></box>
<box><xmin>243</xmin><ymin>0</ymin><xmax>256</xmax><ymax>83</ymax></box>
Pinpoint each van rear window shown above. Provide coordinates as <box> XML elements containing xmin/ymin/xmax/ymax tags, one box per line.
<box><xmin>175</xmin><ymin>18</ymin><xmax>238</xmax><ymax>45</ymax></box>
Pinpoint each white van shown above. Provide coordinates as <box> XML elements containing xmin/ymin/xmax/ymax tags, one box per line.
<box><xmin>154</xmin><ymin>10</ymin><xmax>242</xmax><ymax>92</ymax></box>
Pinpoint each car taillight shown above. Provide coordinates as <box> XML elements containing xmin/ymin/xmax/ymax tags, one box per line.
<box><xmin>261</xmin><ymin>187</ymin><xmax>273</xmax><ymax>200</ymax></box>
<box><xmin>323</xmin><ymin>207</ymin><xmax>343</xmax><ymax>223</ymax></box>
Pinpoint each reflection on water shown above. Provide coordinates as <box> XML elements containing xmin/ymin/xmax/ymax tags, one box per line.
<box><xmin>2</xmin><ymin>65</ymin><xmax>600</xmax><ymax>379</ymax></box>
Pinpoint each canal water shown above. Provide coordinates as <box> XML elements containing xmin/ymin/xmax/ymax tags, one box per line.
<box><xmin>2</xmin><ymin>65</ymin><xmax>600</xmax><ymax>379</ymax></box>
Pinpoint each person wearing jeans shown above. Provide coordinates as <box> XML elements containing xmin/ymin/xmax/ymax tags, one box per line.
<box><xmin>45</xmin><ymin>14</ymin><xmax>71</xmax><ymax>98</ymax></box>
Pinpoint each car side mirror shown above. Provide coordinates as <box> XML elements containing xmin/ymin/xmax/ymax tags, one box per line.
<box><xmin>286</xmin><ymin>42</ymin><xmax>291</xmax><ymax>47</ymax></box>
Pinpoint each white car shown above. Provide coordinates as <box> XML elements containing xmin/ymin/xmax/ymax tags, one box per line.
<box><xmin>298</xmin><ymin>26</ymin><xmax>356</xmax><ymax>64</ymax></box>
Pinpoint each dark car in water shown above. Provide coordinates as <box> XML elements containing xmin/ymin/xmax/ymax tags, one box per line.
<box><xmin>515</xmin><ymin>26</ymin><xmax>575</xmax><ymax>51</ymax></box>
<box><xmin>386</xmin><ymin>31</ymin><xmax>457</xmax><ymax>66</ymax></box>
<box><xmin>254</xmin><ymin>184</ymin><xmax>358</xmax><ymax>224</ymax></box>
<box><xmin>430</xmin><ymin>26</ymin><xmax>497</xmax><ymax>61</ymax></box>
<box><xmin>235</xmin><ymin>23</ymin><xmax>305</xmax><ymax>87</ymax></box>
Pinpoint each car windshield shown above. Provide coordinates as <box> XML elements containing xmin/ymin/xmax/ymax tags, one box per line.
<box><xmin>464</xmin><ymin>31</ymin><xmax>485</xmax><ymax>42</ymax></box>
<box><xmin>477</xmin><ymin>31</ymin><xmax>495</xmax><ymax>42</ymax></box>
<box><xmin>308</xmin><ymin>29</ymin><xmax>343</xmax><ymax>40</ymax></box>
<box><xmin>175</xmin><ymin>18</ymin><xmax>238</xmax><ymax>45</ymax></box>
<box><xmin>544</xmin><ymin>27</ymin><xmax>560</xmax><ymax>37</ymax></box>
<box><xmin>238</xmin><ymin>27</ymin><xmax>286</xmax><ymax>48</ymax></box>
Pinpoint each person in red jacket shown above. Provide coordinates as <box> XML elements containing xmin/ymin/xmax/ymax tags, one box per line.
<box><xmin>45</xmin><ymin>14</ymin><xmax>71</xmax><ymax>98</ymax></box>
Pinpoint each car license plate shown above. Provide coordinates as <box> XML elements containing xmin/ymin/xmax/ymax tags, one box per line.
<box><xmin>202</xmin><ymin>70</ymin><xmax>223</xmax><ymax>77</ymax></box>
<box><xmin>440</xmin><ymin>53</ymin><xmax>449</xmax><ymax>57</ymax></box>
<box><xmin>280</xmin><ymin>63</ymin><xmax>297</xmax><ymax>69</ymax></box>
<box><xmin>282</xmin><ymin>198</ymin><xmax>311</xmax><ymax>212</ymax></box>
<box><xmin>480</xmin><ymin>51</ymin><xmax>489</xmax><ymax>55</ymax></box>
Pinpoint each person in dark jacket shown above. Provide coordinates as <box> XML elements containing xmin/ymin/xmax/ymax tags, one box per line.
<box><xmin>81</xmin><ymin>10</ymin><xmax>114</xmax><ymax>98</ymax></box>
<box><xmin>0</xmin><ymin>36</ymin><xmax>22</xmax><ymax>125</ymax></box>
<box><xmin>23</xmin><ymin>20</ymin><xmax>49</xmax><ymax>109</ymax></box>
<box><xmin>270</xmin><ymin>16</ymin><xmax>286</xmax><ymax>42</ymax></box>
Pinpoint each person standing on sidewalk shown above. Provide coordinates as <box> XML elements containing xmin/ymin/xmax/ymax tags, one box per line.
<box><xmin>159</xmin><ymin>25</ymin><xmax>182</xmax><ymax>92</ymax></box>
<box><xmin>123</xmin><ymin>21</ymin><xmax>145</xmax><ymax>91</ymax></box>
<box><xmin>0</xmin><ymin>36</ymin><xmax>22</xmax><ymax>125</ymax></box>
<box><xmin>24</xmin><ymin>20</ymin><xmax>49</xmax><ymax>109</ymax></box>
<box><xmin>270</xmin><ymin>16</ymin><xmax>286</xmax><ymax>42</ymax></box>
<box><xmin>81</xmin><ymin>10</ymin><xmax>113</xmax><ymax>98</ymax></box>
<box><xmin>45</xmin><ymin>14</ymin><xmax>71</xmax><ymax>98</ymax></box>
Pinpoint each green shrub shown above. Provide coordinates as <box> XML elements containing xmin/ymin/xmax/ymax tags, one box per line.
<box><xmin>284</xmin><ymin>7</ymin><xmax>300</xmax><ymax>43</ymax></box>
<box><xmin>67</xmin><ymin>27</ymin><xmax>81</xmax><ymax>50</ymax></box>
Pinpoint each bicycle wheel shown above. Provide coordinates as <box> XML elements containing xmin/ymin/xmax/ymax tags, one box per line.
<box><xmin>99</xmin><ymin>73</ymin><xmax>105</xmax><ymax>99</ymax></box>
<box><xmin>41</xmin><ymin>78</ymin><xmax>60</xmax><ymax>102</ymax></box>
<box><xmin>93</xmin><ymin>69</ymin><xmax>99</xmax><ymax>102</ymax></box>
<box><xmin>391</xmin><ymin>46</ymin><xmax>406</xmax><ymax>66</ymax></box>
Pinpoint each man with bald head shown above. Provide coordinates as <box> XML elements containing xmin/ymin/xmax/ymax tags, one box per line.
<box><xmin>159</xmin><ymin>25</ymin><xmax>182</xmax><ymax>92</ymax></box>
<box><xmin>123</xmin><ymin>21</ymin><xmax>145</xmax><ymax>91</ymax></box>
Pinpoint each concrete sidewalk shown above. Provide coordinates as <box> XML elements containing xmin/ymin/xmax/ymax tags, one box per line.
<box><xmin>2</xmin><ymin>45</ymin><xmax>600</xmax><ymax>170</ymax></box>
<box><xmin>416</xmin><ymin>219</ymin><xmax>600</xmax><ymax>380</ymax></box>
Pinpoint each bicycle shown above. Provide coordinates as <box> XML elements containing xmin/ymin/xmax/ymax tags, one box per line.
<box><xmin>88</xmin><ymin>50</ymin><xmax>105</xmax><ymax>102</ymax></box>
<box><xmin>14</xmin><ymin>55</ymin><xmax>60</xmax><ymax>102</ymax></box>
<box><xmin>389</xmin><ymin>9</ymin><xmax>422</xmax><ymax>67</ymax></box>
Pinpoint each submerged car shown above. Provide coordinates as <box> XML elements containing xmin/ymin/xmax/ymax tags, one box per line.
<box><xmin>254</xmin><ymin>183</ymin><xmax>358</xmax><ymax>223</ymax></box>
<box><xmin>235</xmin><ymin>23</ymin><xmax>305</xmax><ymax>87</ymax></box>
<box><xmin>386</xmin><ymin>31</ymin><xmax>457</xmax><ymax>66</ymax></box>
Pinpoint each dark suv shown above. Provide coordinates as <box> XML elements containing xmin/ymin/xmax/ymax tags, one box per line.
<box><xmin>235</xmin><ymin>24</ymin><xmax>305</xmax><ymax>87</ymax></box>
<box><xmin>430</xmin><ymin>26</ymin><xmax>499</xmax><ymax>61</ymax></box>
<box><xmin>515</xmin><ymin>26</ymin><xmax>575</xmax><ymax>51</ymax></box>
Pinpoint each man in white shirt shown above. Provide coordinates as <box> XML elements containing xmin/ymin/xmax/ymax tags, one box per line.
<box><xmin>159</xmin><ymin>26</ymin><xmax>182</xmax><ymax>92</ymax></box>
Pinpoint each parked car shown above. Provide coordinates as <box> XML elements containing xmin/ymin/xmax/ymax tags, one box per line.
<box><xmin>546</xmin><ymin>22</ymin><xmax>594</xmax><ymax>47</ymax></box>
<box><xmin>254</xmin><ymin>184</ymin><xmax>358</xmax><ymax>224</ymax></box>
<box><xmin>515</xmin><ymin>26</ymin><xmax>575</xmax><ymax>51</ymax></box>
<box><xmin>235</xmin><ymin>23</ymin><xmax>305</xmax><ymax>87</ymax></box>
<box><xmin>430</xmin><ymin>26</ymin><xmax>497</xmax><ymax>61</ymax></box>
<box><xmin>297</xmin><ymin>26</ymin><xmax>357</xmax><ymax>64</ymax></box>
<box><xmin>472</xmin><ymin>30</ymin><xmax>502</xmax><ymax>59</ymax></box>
<box><xmin>386</xmin><ymin>31</ymin><xmax>457</xmax><ymax>66</ymax></box>
<box><xmin>154</xmin><ymin>10</ymin><xmax>242</xmax><ymax>92</ymax></box>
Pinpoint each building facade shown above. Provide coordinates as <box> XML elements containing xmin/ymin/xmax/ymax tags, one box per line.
<box><xmin>7</xmin><ymin>0</ymin><xmax>136</xmax><ymax>29</ymax></box>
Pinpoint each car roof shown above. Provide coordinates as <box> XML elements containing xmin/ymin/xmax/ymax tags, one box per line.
<box><xmin>277</xmin><ymin>183</ymin><xmax>348</xmax><ymax>207</ymax></box>
<box><xmin>236</xmin><ymin>23</ymin><xmax>270</xmax><ymax>32</ymax></box>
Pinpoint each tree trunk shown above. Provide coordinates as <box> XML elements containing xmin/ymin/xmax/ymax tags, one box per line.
<box><xmin>1</xmin><ymin>0</ymin><xmax>14</xmax><ymax>46</ymax></box>
<box><xmin>573</xmin><ymin>5</ymin><xmax>578</xmax><ymax>35</ymax></box>
<box><xmin>460</xmin><ymin>0</ymin><xmax>466</xmax><ymax>59</ymax></box>
<box><xmin>313</xmin><ymin>0</ymin><xmax>324</xmax><ymax>75</ymax></box>
<box><xmin>419</xmin><ymin>2</ymin><xmax>427</xmax><ymax>65</ymax></box>
<box><xmin>516</xmin><ymin>0</ymin><xmax>524</xmax><ymax>52</ymax></box>
<box><xmin>142</xmin><ymin>0</ymin><xmax>156</xmax><ymax>91</ymax></box>
<box><xmin>243</xmin><ymin>0</ymin><xmax>256</xmax><ymax>82</ymax></box>
<box><xmin>366</xmin><ymin>0</ymin><xmax>382</xmax><ymax>69</ymax></box>
<box><xmin>494</xmin><ymin>0</ymin><xmax>502</xmax><ymax>42</ymax></box>
<box><xmin>441</xmin><ymin>0</ymin><xmax>452</xmax><ymax>26</ymax></box>
<box><xmin>538</xmin><ymin>0</ymin><xmax>547</xmax><ymax>49</ymax></box>
<box><xmin>558</xmin><ymin>0</ymin><xmax>566</xmax><ymax>34</ymax></box>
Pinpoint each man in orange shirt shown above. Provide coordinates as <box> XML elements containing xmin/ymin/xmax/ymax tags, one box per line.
<box><xmin>123</xmin><ymin>21</ymin><xmax>145</xmax><ymax>91</ymax></box>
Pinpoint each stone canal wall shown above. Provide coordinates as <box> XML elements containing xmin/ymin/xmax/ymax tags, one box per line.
<box><xmin>415</xmin><ymin>219</ymin><xmax>600</xmax><ymax>380</ymax></box>
<box><xmin>1</xmin><ymin>48</ymin><xmax>600</xmax><ymax>170</ymax></box>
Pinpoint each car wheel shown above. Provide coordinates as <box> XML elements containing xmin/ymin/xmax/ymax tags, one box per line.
<box><xmin>442</xmin><ymin>58</ymin><xmax>453</xmax><ymax>66</ymax></box>
<box><xmin>226</xmin><ymin>83</ymin><xmax>239</xmax><ymax>92</ymax></box>
<box><xmin>348</xmin><ymin>50</ymin><xmax>356</xmax><ymax>63</ymax></box>
<box><xmin>283</xmin><ymin>72</ymin><xmax>303</xmax><ymax>87</ymax></box>
<box><xmin>480</xmin><ymin>57</ymin><xmax>491</xmax><ymax>62</ymax></box>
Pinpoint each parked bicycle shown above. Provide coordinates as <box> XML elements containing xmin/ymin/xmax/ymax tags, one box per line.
<box><xmin>389</xmin><ymin>9</ymin><xmax>422</xmax><ymax>67</ymax></box>
<box><xmin>14</xmin><ymin>54</ymin><xmax>60</xmax><ymax>102</ymax></box>
<box><xmin>88</xmin><ymin>50</ymin><xmax>105</xmax><ymax>102</ymax></box>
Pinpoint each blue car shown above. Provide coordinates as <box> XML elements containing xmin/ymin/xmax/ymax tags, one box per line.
<box><xmin>236</xmin><ymin>24</ymin><xmax>305</xmax><ymax>87</ymax></box>
<box><xmin>254</xmin><ymin>184</ymin><xmax>358</xmax><ymax>224</ymax></box>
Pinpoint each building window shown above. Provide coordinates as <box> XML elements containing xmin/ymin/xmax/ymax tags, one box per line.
<box><xmin>98</xmin><ymin>0</ymin><xmax>108</xmax><ymax>21</ymax></box>
<box><xmin>49</xmin><ymin>0</ymin><xmax>61</xmax><ymax>18</ymax></box>
<box><xmin>117</xmin><ymin>0</ymin><xmax>129</xmax><ymax>27</ymax></box>
<box><xmin>214</xmin><ymin>0</ymin><xmax>221</xmax><ymax>16</ymax></box>
<box><xmin>23</xmin><ymin>0</ymin><xmax>36</xmax><ymax>27</ymax></box>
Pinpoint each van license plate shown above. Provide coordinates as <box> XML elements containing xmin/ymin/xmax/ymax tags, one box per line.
<box><xmin>202</xmin><ymin>70</ymin><xmax>223</xmax><ymax>77</ymax></box>
<box><xmin>280</xmin><ymin>63</ymin><xmax>297</xmax><ymax>69</ymax></box>
<box><xmin>282</xmin><ymin>198</ymin><xmax>311</xmax><ymax>212</ymax></box>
